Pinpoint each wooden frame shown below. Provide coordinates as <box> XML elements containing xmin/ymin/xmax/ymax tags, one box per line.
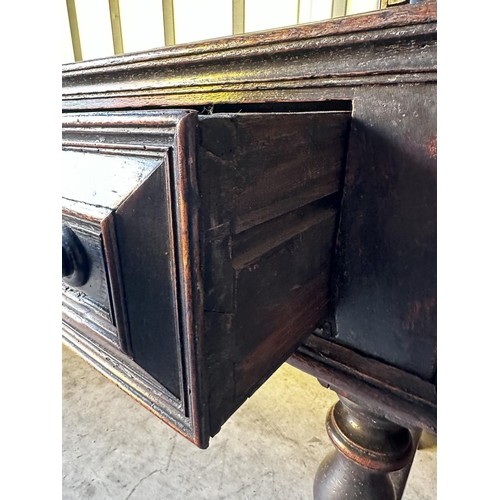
<box><xmin>62</xmin><ymin>110</ymin><xmax>206</xmax><ymax>445</ymax></box>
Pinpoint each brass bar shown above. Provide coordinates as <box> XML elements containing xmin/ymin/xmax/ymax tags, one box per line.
<box><xmin>332</xmin><ymin>0</ymin><xmax>348</xmax><ymax>18</ymax></box>
<box><xmin>108</xmin><ymin>0</ymin><xmax>124</xmax><ymax>55</ymax></box>
<box><xmin>232</xmin><ymin>0</ymin><xmax>245</xmax><ymax>35</ymax></box>
<box><xmin>66</xmin><ymin>0</ymin><xmax>82</xmax><ymax>61</ymax></box>
<box><xmin>163</xmin><ymin>0</ymin><xmax>175</xmax><ymax>46</ymax></box>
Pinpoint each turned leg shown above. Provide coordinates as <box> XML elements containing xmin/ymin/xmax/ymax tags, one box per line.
<box><xmin>391</xmin><ymin>429</ymin><xmax>422</xmax><ymax>499</ymax></box>
<box><xmin>314</xmin><ymin>396</ymin><xmax>414</xmax><ymax>500</ymax></box>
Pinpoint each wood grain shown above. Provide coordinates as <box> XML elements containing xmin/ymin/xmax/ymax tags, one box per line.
<box><xmin>62</xmin><ymin>108</ymin><xmax>351</xmax><ymax>445</ymax></box>
<box><xmin>62</xmin><ymin>1</ymin><xmax>437</xmax><ymax>445</ymax></box>
<box><xmin>62</xmin><ymin>110</ymin><xmax>206</xmax><ymax>446</ymax></box>
<box><xmin>197</xmin><ymin>111</ymin><xmax>350</xmax><ymax>435</ymax></box>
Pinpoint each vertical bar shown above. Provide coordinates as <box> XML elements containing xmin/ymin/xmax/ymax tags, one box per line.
<box><xmin>66</xmin><ymin>0</ymin><xmax>82</xmax><ymax>61</ymax></box>
<box><xmin>331</xmin><ymin>0</ymin><xmax>348</xmax><ymax>17</ymax></box>
<box><xmin>297</xmin><ymin>0</ymin><xmax>301</xmax><ymax>24</ymax></box>
<box><xmin>108</xmin><ymin>0</ymin><xmax>124</xmax><ymax>55</ymax></box>
<box><xmin>233</xmin><ymin>0</ymin><xmax>245</xmax><ymax>34</ymax></box>
<box><xmin>163</xmin><ymin>0</ymin><xmax>175</xmax><ymax>45</ymax></box>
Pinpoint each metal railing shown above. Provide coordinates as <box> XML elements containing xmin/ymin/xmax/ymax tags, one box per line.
<box><xmin>63</xmin><ymin>0</ymin><xmax>412</xmax><ymax>63</ymax></box>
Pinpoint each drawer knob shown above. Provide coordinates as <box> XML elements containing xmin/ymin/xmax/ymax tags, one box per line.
<box><xmin>62</xmin><ymin>225</ymin><xmax>89</xmax><ymax>287</ymax></box>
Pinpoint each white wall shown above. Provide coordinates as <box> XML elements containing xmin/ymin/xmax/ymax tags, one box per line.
<box><xmin>120</xmin><ymin>0</ymin><xmax>164</xmax><ymax>53</ymax></box>
<box><xmin>174</xmin><ymin>0</ymin><xmax>233</xmax><ymax>44</ymax></box>
<box><xmin>346</xmin><ymin>0</ymin><xmax>380</xmax><ymax>15</ymax></box>
<box><xmin>73</xmin><ymin>0</ymin><xmax>115</xmax><ymax>60</ymax></box>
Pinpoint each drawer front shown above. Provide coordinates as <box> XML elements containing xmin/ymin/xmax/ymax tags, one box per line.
<box><xmin>62</xmin><ymin>110</ymin><xmax>204</xmax><ymax>445</ymax></box>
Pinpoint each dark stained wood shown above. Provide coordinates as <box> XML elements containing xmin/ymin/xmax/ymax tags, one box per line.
<box><xmin>62</xmin><ymin>321</ymin><xmax>196</xmax><ymax>441</ymax></box>
<box><xmin>314</xmin><ymin>397</ymin><xmax>414</xmax><ymax>500</ymax></box>
<box><xmin>197</xmin><ymin>111</ymin><xmax>350</xmax><ymax>435</ymax></box>
<box><xmin>114</xmin><ymin>163</ymin><xmax>182</xmax><ymax>399</ymax></box>
<box><xmin>391</xmin><ymin>429</ymin><xmax>423</xmax><ymax>500</ymax></box>
<box><xmin>62</xmin><ymin>108</ymin><xmax>351</xmax><ymax>445</ymax></box>
<box><xmin>62</xmin><ymin>0</ymin><xmax>437</xmax><ymax>467</ymax></box>
<box><xmin>198</xmin><ymin>113</ymin><xmax>348</xmax><ymax>233</ymax></box>
<box><xmin>331</xmin><ymin>83</ymin><xmax>437</xmax><ymax>380</ymax></box>
<box><xmin>289</xmin><ymin>333</ymin><xmax>436</xmax><ymax>433</ymax></box>
<box><xmin>62</xmin><ymin>110</ymin><xmax>207</xmax><ymax>446</ymax></box>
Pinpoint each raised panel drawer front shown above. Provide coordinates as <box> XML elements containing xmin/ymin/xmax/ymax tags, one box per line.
<box><xmin>62</xmin><ymin>108</ymin><xmax>351</xmax><ymax>447</ymax></box>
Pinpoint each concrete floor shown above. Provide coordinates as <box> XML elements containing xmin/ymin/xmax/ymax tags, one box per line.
<box><xmin>62</xmin><ymin>346</ymin><xmax>436</xmax><ymax>500</ymax></box>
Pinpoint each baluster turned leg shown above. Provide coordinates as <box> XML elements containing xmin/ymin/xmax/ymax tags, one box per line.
<box><xmin>314</xmin><ymin>396</ymin><xmax>414</xmax><ymax>500</ymax></box>
<box><xmin>391</xmin><ymin>428</ymin><xmax>422</xmax><ymax>499</ymax></box>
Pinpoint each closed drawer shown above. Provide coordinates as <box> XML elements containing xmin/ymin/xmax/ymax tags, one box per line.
<box><xmin>62</xmin><ymin>108</ymin><xmax>351</xmax><ymax>447</ymax></box>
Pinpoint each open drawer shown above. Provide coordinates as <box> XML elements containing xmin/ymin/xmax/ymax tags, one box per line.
<box><xmin>62</xmin><ymin>108</ymin><xmax>351</xmax><ymax>448</ymax></box>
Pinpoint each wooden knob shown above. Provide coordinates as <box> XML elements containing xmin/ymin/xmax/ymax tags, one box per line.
<box><xmin>62</xmin><ymin>225</ymin><xmax>89</xmax><ymax>287</ymax></box>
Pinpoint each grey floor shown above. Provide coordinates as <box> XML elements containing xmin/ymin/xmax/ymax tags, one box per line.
<box><xmin>62</xmin><ymin>346</ymin><xmax>436</xmax><ymax>500</ymax></box>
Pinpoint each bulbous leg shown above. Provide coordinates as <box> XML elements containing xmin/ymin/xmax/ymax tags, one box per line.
<box><xmin>315</xmin><ymin>448</ymin><xmax>397</xmax><ymax>500</ymax></box>
<box><xmin>314</xmin><ymin>396</ymin><xmax>414</xmax><ymax>500</ymax></box>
